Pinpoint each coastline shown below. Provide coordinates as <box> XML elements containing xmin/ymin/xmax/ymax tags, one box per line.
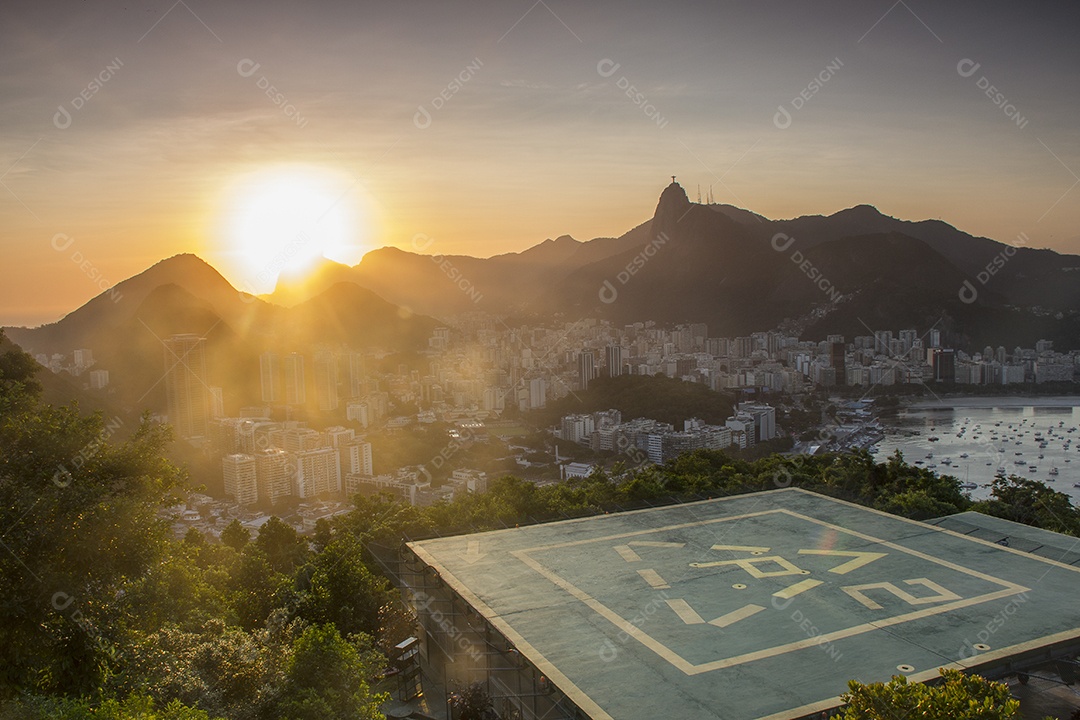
<box><xmin>902</xmin><ymin>395</ymin><xmax>1080</xmax><ymax>410</ymax></box>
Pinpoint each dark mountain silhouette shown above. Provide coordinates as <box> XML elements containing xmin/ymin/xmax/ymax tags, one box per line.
<box><xmin>538</xmin><ymin>181</ymin><xmax>1080</xmax><ymax>348</ymax></box>
<box><xmin>282</xmin><ymin>283</ymin><xmax>437</xmax><ymax>349</ymax></box>
<box><xmin>723</xmin><ymin>203</ymin><xmax>1080</xmax><ymax>312</ymax></box>
<box><xmin>261</xmin><ymin>223</ymin><xmax>658</xmax><ymax>316</ymax></box>
<box><xmin>8</xmin><ymin>182</ymin><xmax>1080</xmax><ymax>366</ymax></box>
<box><xmin>5</xmin><ymin>256</ymin><xmax>438</xmax><ymax>414</ymax></box>
<box><xmin>0</xmin><ymin>330</ymin><xmax>130</xmax><ymax>425</ymax></box>
<box><xmin>270</xmin><ymin>256</ymin><xmax>357</xmax><ymax>307</ymax></box>
<box><xmin>252</xmin><ymin>180</ymin><xmax>1077</xmax><ymax>349</ymax></box>
<box><xmin>6</xmin><ymin>254</ymin><xmax>276</xmax><ymax>354</ymax></box>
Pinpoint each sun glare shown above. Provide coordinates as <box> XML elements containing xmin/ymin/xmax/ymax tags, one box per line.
<box><xmin>220</xmin><ymin>165</ymin><xmax>372</xmax><ymax>292</ymax></box>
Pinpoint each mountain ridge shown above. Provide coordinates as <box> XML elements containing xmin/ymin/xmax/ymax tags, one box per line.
<box><xmin>7</xmin><ymin>183</ymin><xmax>1080</xmax><ymax>356</ymax></box>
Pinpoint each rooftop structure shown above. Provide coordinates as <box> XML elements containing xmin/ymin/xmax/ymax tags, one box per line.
<box><xmin>404</xmin><ymin>488</ymin><xmax>1080</xmax><ymax>720</ymax></box>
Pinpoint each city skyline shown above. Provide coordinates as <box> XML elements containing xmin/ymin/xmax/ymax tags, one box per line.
<box><xmin>3</xmin><ymin>0</ymin><xmax>1080</xmax><ymax>326</ymax></box>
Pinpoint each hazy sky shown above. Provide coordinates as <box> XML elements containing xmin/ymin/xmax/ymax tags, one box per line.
<box><xmin>3</xmin><ymin>0</ymin><xmax>1079</xmax><ymax>325</ymax></box>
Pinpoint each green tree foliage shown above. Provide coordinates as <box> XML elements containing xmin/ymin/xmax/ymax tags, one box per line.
<box><xmin>0</xmin><ymin>329</ymin><xmax>42</xmax><ymax>414</ymax></box>
<box><xmin>839</xmin><ymin>669</ymin><xmax>1020</xmax><ymax>719</ymax></box>
<box><xmin>117</xmin><ymin>542</ymin><xmax>232</xmax><ymax>635</ymax></box>
<box><xmin>254</xmin><ymin>517</ymin><xmax>308</xmax><ymax>575</ymax></box>
<box><xmin>0</xmin><ymin>692</ymin><xmax>221</xmax><ymax>720</ymax></box>
<box><xmin>0</xmin><ymin>340</ymin><xmax>391</xmax><ymax>719</ymax></box>
<box><xmin>448</xmin><ymin>682</ymin><xmax>495</xmax><ymax>720</ymax></box>
<box><xmin>0</xmin><ymin>385</ymin><xmax>184</xmax><ymax>697</ymax></box>
<box><xmin>228</xmin><ymin>546</ymin><xmax>293</xmax><ymax>632</ymax></box>
<box><xmin>295</xmin><ymin>534</ymin><xmax>392</xmax><ymax>639</ymax></box>
<box><xmin>338</xmin><ymin>494</ymin><xmax>434</xmax><ymax>545</ymax></box>
<box><xmin>971</xmin><ymin>476</ymin><xmax>1080</xmax><ymax>536</ymax></box>
<box><xmin>221</xmin><ymin>519</ymin><xmax>251</xmax><ymax>551</ymax></box>
<box><xmin>275</xmin><ymin>624</ymin><xmax>386</xmax><ymax>720</ymax></box>
<box><xmin>381</xmin><ymin>448</ymin><xmax>973</xmax><ymax>539</ymax></box>
<box><xmin>118</xmin><ymin>617</ymin><xmax>298</xmax><ymax>720</ymax></box>
<box><xmin>536</xmin><ymin>373</ymin><xmax>734</xmax><ymax>428</ymax></box>
<box><xmin>311</xmin><ymin>518</ymin><xmax>332</xmax><ymax>552</ymax></box>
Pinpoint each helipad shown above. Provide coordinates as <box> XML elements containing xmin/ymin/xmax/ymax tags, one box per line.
<box><xmin>405</xmin><ymin>488</ymin><xmax>1080</xmax><ymax>719</ymax></box>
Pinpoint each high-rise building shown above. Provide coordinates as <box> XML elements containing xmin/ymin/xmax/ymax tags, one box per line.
<box><xmin>284</xmin><ymin>353</ymin><xmax>306</xmax><ymax>405</ymax></box>
<box><xmin>223</xmin><ymin>453</ymin><xmax>258</xmax><ymax>505</ymax></box>
<box><xmin>560</xmin><ymin>414</ymin><xmax>596</xmax><ymax>444</ymax></box>
<box><xmin>259</xmin><ymin>352</ymin><xmax>281</xmax><ymax>403</ymax></box>
<box><xmin>689</xmin><ymin>324</ymin><xmax>708</xmax><ymax>350</ymax></box>
<box><xmin>164</xmin><ymin>334</ymin><xmax>209</xmax><ymax>439</ymax></box>
<box><xmin>529</xmin><ymin>377</ymin><xmax>547</xmax><ymax>409</ymax></box>
<box><xmin>830</xmin><ymin>342</ymin><xmax>846</xmax><ymax>387</ymax></box>
<box><xmin>348</xmin><ymin>353</ymin><xmax>366</xmax><ymax>399</ymax></box>
<box><xmin>737</xmin><ymin>403</ymin><xmax>777</xmax><ymax>443</ymax></box>
<box><xmin>271</xmin><ymin>427</ymin><xmax>323</xmax><ymax>453</ymax></box>
<box><xmin>346</xmin><ymin>401</ymin><xmax>370</xmax><ymax>427</ymax></box>
<box><xmin>209</xmin><ymin>386</ymin><xmax>225</xmax><ymax>418</ymax></box>
<box><xmin>605</xmin><ymin>345</ymin><xmax>623</xmax><ymax>377</ymax></box>
<box><xmin>342</xmin><ymin>441</ymin><xmax>373</xmax><ymax>476</ymax></box>
<box><xmin>88</xmin><ymin>369</ymin><xmax>109</xmax><ymax>389</ymax></box>
<box><xmin>933</xmin><ymin>349</ymin><xmax>956</xmax><ymax>383</ymax></box>
<box><xmin>873</xmin><ymin>330</ymin><xmax>893</xmax><ymax>355</ymax></box>
<box><xmin>73</xmin><ymin>348</ymin><xmax>94</xmax><ymax>370</ymax></box>
<box><xmin>293</xmin><ymin>447</ymin><xmax>341</xmax><ymax>498</ymax></box>
<box><xmin>675</xmin><ymin>326</ymin><xmax>693</xmax><ymax>353</ymax></box>
<box><xmin>897</xmin><ymin>329</ymin><xmax>917</xmax><ymax>354</ymax></box>
<box><xmin>255</xmin><ymin>448</ymin><xmax>292</xmax><ymax>505</ymax></box>
<box><xmin>578</xmin><ymin>350</ymin><xmax>596</xmax><ymax>391</ymax></box>
<box><xmin>323</xmin><ymin>425</ymin><xmax>355</xmax><ymax>447</ymax></box>
<box><xmin>314</xmin><ymin>350</ymin><xmax>339</xmax><ymax>411</ymax></box>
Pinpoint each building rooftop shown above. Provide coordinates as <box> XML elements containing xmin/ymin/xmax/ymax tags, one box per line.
<box><xmin>408</xmin><ymin>488</ymin><xmax>1080</xmax><ymax>720</ymax></box>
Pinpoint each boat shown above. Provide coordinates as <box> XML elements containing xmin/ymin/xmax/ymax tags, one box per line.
<box><xmin>959</xmin><ymin>453</ymin><xmax>969</xmax><ymax>458</ymax></box>
<box><xmin>1015</xmin><ymin>459</ymin><xmax>1027</xmax><ymax>466</ymax></box>
<box><xmin>1050</xmin><ymin>467</ymin><xmax>1059</xmax><ymax>476</ymax></box>
<box><xmin>928</xmin><ymin>436</ymin><xmax>940</xmax><ymax>442</ymax></box>
<box><xmin>960</xmin><ymin>482</ymin><xmax>978</xmax><ymax>490</ymax></box>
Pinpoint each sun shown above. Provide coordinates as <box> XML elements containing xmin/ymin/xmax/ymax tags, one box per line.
<box><xmin>219</xmin><ymin>165</ymin><xmax>371</xmax><ymax>293</ymax></box>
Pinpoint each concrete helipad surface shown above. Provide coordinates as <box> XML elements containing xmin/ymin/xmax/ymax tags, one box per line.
<box><xmin>409</xmin><ymin>488</ymin><xmax>1080</xmax><ymax>720</ymax></box>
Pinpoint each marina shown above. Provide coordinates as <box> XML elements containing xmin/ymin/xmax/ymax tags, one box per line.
<box><xmin>872</xmin><ymin>398</ymin><xmax>1080</xmax><ymax>501</ymax></box>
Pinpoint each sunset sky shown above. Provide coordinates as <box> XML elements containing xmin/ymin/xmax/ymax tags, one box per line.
<box><xmin>2</xmin><ymin>0</ymin><xmax>1078</xmax><ymax>326</ymax></box>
